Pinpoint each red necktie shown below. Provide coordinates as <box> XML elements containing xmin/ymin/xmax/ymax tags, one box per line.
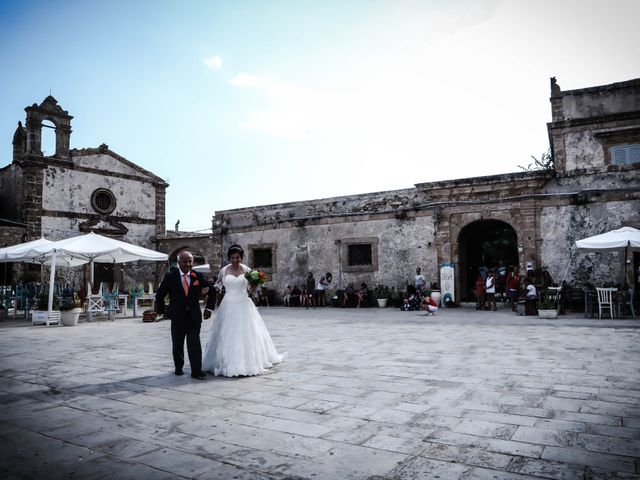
<box><xmin>182</xmin><ymin>274</ymin><xmax>189</xmax><ymax>296</ymax></box>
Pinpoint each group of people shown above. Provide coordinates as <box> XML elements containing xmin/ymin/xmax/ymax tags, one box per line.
<box><xmin>282</xmin><ymin>272</ymin><xmax>332</xmax><ymax>308</ymax></box>
<box><xmin>401</xmin><ymin>268</ymin><xmax>439</xmax><ymax>315</ymax></box>
<box><xmin>474</xmin><ymin>264</ymin><xmax>555</xmax><ymax>312</ymax></box>
<box><xmin>341</xmin><ymin>282</ymin><xmax>370</xmax><ymax>308</ymax></box>
<box><xmin>155</xmin><ymin>245</ymin><xmax>286</xmax><ymax>380</ymax></box>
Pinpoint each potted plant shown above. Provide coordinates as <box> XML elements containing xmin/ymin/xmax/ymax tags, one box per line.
<box><xmin>374</xmin><ymin>285</ymin><xmax>390</xmax><ymax>308</ymax></box>
<box><xmin>32</xmin><ymin>292</ymin><xmax>61</xmax><ymax>325</ymax></box>
<box><xmin>60</xmin><ymin>293</ymin><xmax>83</xmax><ymax>326</ymax></box>
<box><xmin>537</xmin><ymin>296</ymin><xmax>558</xmax><ymax>319</ymax></box>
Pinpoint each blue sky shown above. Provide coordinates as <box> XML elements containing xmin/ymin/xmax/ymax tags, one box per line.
<box><xmin>1</xmin><ymin>0</ymin><xmax>639</xmax><ymax>232</ymax></box>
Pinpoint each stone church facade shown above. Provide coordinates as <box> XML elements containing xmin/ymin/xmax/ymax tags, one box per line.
<box><xmin>0</xmin><ymin>96</ymin><xmax>168</xmax><ymax>287</ymax></box>
<box><xmin>204</xmin><ymin>78</ymin><xmax>640</xmax><ymax>301</ymax></box>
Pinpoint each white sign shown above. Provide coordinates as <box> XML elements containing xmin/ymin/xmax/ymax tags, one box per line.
<box><xmin>439</xmin><ymin>263</ymin><xmax>455</xmax><ymax>303</ymax></box>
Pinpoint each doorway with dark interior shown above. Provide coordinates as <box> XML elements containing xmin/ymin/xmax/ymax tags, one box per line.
<box><xmin>458</xmin><ymin>220</ymin><xmax>519</xmax><ymax>301</ymax></box>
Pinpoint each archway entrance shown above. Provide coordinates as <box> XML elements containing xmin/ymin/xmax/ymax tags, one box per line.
<box><xmin>458</xmin><ymin>220</ymin><xmax>519</xmax><ymax>301</ymax></box>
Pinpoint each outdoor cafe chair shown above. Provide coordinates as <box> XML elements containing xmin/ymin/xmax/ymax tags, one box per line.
<box><xmin>618</xmin><ymin>288</ymin><xmax>636</xmax><ymax>319</ymax></box>
<box><xmin>86</xmin><ymin>282</ymin><xmax>105</xmax><ymax>321</ymax></box>
<box><xmin>595</xmin><ymin>287</ymin><xmax>617</xmax><ymax>319</ymax></box>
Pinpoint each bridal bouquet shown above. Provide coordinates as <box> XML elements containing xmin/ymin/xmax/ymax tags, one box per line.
<box><xmin>245</xmin><ymin>269</ymin><xmax>267</xmax><ymax>287</ymax></box>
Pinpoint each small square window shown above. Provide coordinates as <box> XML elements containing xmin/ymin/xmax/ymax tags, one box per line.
<box><xmin>340</xmin><ymin>237</ymin><xmax>378</xmax><ymax>273</ymax></box>
<box><xmin>347</xmin><ymin>244</ymin><xmax>372</xmax><ymax>266</ymax></box>
<box><xmin>248</xmin><ymin>243</ymin><xmax>276</xmax><ymax>273</ymax></box>
<box><xmin>253</xmin><ymin>248</ymin><xmax>273</xmax><ymax>269</ymax></box>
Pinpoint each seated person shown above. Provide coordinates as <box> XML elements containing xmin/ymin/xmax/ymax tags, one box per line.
<box><xmin>355</xmin><ymin>283</ymin><xmax>369</xmax><ymax>308</ymax></box>
<box><xmin>291</xmin><ymin>285</ymin><xmax>301</xmax><ymax>306</ymax></box>
<box><xmin>342</xmin><ymin>283</ymin><xmax>356</xmax><ymax>307</ymax></box>
<box><xmin>283</xmin><ymin>285</ymin><xmax>292</xmax><ymax>306</ymax></box>
<box><xmin>525</xmin><ymin>278</ymin><xmax>537</xmax><ymax>299</ymax></box>
<box><xmin>258</xmin><ymin>286</ymin><xmax>270</xmax><ymax>306</ymax></box>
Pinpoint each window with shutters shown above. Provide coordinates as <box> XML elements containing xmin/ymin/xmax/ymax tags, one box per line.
<box><xmin>611</xmin><ymin>144</ymin><xmax>640</xmax><ymax>165</ymax></box>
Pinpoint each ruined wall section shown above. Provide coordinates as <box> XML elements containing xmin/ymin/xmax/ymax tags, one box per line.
<box><xmin>549</xmin><ymin>78</ymin><xmax>640</xmax><ymax>173</ymax></box>
<box><xmin>539</xmin><ymin>198</ymin><xmax>640</xmax><ymax>286</ymax></box>
<box><xmin>219</xmin><ymin>213</ymin><xmax>437</xmax><ymax>300</ymax></box>
<box><xmin>0</xmin><ymin>164</ymin><xmax>22</xmax><ymax>221</ymax></box>
<box><xmin>42</xmin><ymin>165</ymin><xmax>158</xmax><ymax>226</ymax></box>
<box><xmin>216</xmin><ymin>187</ymin><xmax>420</xmax><ymax>229</ymax></box>
<box><xmin>558</xmin><ymin>79</ymin><xmax>640</xmax><ymax>120</ymax></box>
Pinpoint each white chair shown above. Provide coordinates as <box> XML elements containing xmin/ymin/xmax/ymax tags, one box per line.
<box><xmin>595</xmin><ymin>287</ymin><xmax>616</xmax><ymax>319</ymax></box>
<box><xmin>86</xmin><ymin>282</ymin><xmax>105</xmax><ymax>321</ymax></box>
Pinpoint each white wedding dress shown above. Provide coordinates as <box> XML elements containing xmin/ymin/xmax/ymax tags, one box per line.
<box><xmin>202</xmin><ymin>264</ymin><xmax>286</xmax><ymax>377</ymax></box>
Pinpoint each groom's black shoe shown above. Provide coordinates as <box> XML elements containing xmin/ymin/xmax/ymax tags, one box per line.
<box><xmin>191</xmin><ymin>371</ymin><xmax>206</xmax><ymax>379</ymax></box>
<box><xmin>175</xmin><ymin>369</ymin><xmax>184</xmax><ymax>376</ymax></box>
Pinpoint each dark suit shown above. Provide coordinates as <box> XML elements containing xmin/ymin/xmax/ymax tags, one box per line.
<box><xmin>155</xmin><ymin>270</ymin><xmax>217</xmax><ymax>375</ymax></box>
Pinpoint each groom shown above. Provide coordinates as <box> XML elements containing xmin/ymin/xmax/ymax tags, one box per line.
<box><xmin>155</xmin><ymin>250</ymin><xmax>217</xmax><ymax>379</ymax></box>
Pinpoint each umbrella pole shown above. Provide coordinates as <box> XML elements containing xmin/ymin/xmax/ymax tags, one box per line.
<box><xmin>624</xmin><ymin>247</ymin><xmax>629</xmax><ymax>288</ymax></box>
<box><xmin>47</xmin><ymin>251</ymin><xmax>57</xmax><ymax>326</ymax></box>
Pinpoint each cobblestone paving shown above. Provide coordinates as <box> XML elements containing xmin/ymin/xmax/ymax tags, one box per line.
<box><xmin>0</xmin><ymin>307</ymin><xmax>639</xmax><ymax>479</ymax></box>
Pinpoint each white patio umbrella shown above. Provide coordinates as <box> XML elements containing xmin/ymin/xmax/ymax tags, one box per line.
<box><xmin>2</xmin><ymin>237</ymin><xmax>90</xmax><ymax>322</ymax></box>
<box><xmin>8</xmin><ymin>232</ymin><xmax>168</xmax><ymax>320</ymax></box>
<box><xmin>192</xmin><ymin>263</ymin><xmax>210</xmax><ymax>273</ymax></box>
<box><xmin>575</xmin><ymin>226</ymin><xmax>640</xmax><ymax>285</ymax></box>
<box><xmin>1</xmin><ymin>237</ymin><xmax>89</xmax><ymax>267</ymax></box>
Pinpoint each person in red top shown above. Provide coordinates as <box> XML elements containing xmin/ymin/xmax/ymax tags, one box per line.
<box><xmin>506</xmin><ymin>266</ymin><xmax>522</xmax><ymax>312</ymax></box>
<box><xmin>474</xmin><ymin>274</ymin><xmax>486</xmax><ymax>310</ymax></box>
<box><xmin>421</xmin><ymin>294</ymin><xmax>439</xmax><ymax>315</ymax></box>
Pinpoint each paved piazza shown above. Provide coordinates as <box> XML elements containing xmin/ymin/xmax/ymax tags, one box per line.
<box><xmin>0</xmin><ymin>306</ymin><xmax>639</xmax><ymax>479</ymax></box>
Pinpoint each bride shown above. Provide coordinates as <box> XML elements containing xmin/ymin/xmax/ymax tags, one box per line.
<box><xmin>202</xmin><ymin>244</ymin><xmax>286</xmax><ymax>377</ymax></box>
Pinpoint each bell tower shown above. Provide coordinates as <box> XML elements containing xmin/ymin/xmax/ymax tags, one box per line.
<box><xmin>23</xmin><ymin>96</ymin><xmax>73</xmax><ymax>160</ymax></box>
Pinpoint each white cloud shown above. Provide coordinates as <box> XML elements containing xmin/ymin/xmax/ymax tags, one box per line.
<box><xmin>204</xmin><ymin>56</ymin><xmax>222</xmax><ymax>69</ymax></box>
<box><xmin>230</xmin><ymin>72</ymin><xmax>264</xmax><ymax>88</ymax></box>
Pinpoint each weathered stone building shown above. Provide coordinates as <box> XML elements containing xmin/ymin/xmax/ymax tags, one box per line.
<box><xmin>0</xmin><ymin>96</ymin><xmax>168</xmax><ymax>287</ymax></box>
<box><xmin>206</xmin><ymin>78</ymin><xmax>640</xmax><ymax>301</ymax></box>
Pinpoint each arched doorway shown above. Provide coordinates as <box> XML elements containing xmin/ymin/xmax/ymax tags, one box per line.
<box><xmin>458</xmin><ymin>220</ymin><xmax>518</xmax><ymax>301</ymax></box>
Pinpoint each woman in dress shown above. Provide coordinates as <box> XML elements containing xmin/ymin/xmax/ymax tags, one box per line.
<box><xmin>202</xmin><ymin>244</ymin><xmax>286</xmax><ymax>377</ymax></box>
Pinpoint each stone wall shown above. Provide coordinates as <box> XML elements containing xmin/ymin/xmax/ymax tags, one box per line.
<box><xmin>42</xmin><ymin>164</ymin><xmax>158</xmax><ymax>229</ymax></box>
<box><xmin>0</xmin><ymin>164</ymin><xmax>22</xmax><ymax>221</ymax></box>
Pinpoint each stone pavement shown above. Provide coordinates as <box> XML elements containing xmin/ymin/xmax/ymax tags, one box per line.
<box><xmin>0</xmin><ymin>306</ymin><xmax>639</xmax><ymax>480</ymax></box>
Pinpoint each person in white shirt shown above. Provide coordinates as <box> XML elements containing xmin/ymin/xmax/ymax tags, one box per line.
<box><xmin>315</xmin><ymin>276</ymin><xmax>329</xmax><ymax>307</ymax></box>
<box><xmin>525</xmin><ymin>279</ymin><xmax>537</xmax><ymax>299</ymax></box>
<box><xmin>485</xmin><ymin>270</ymin><xmax>497</xmax><ymax>311</ymax></box>
<box><xmin>414</xmin><ymin>267</ymin><xmax>426</xmax><ymax>293</ymax></box>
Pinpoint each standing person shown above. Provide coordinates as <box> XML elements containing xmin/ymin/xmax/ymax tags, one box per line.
<box><xmin>485</xmin><ymin>270</ymin><xmax>497</xmax><ymax>311</ymax></box>
<box><xmin>306</xmin><ymin>272</ymin><xmax>316</xmax><ymax>309</ymax></box>
<box><xmin>474</xmin><ymin>274</ymin><xmax>486</xmax><ymax>310</ymax></box>
<box><xmin>202</xmin><ymin>244</ymin><xmax>286</xmax><ymax>377</ymax></box>
<box><xmin>506</xmin><ymin>266</ymin><xmax>521</xmax><ymax>312</ymax></box>
<box><xmin>315</xmin><ymin>275</ymin><xmax>329</xmax><ymax>307</ymax></box>
<box><xmin>155</xmin><ymin>251</ymin><xmax>217</xmax><ymax>379</ymax></box>
<box><xmin>414</xmin><ymin>267</ymin><xmax>426</xmax><ymax>293</ymax></box>
<box><xmin>496</xmin><ymin>260</ymin><xmax>507</xmax><ymax>303</ymax></box>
